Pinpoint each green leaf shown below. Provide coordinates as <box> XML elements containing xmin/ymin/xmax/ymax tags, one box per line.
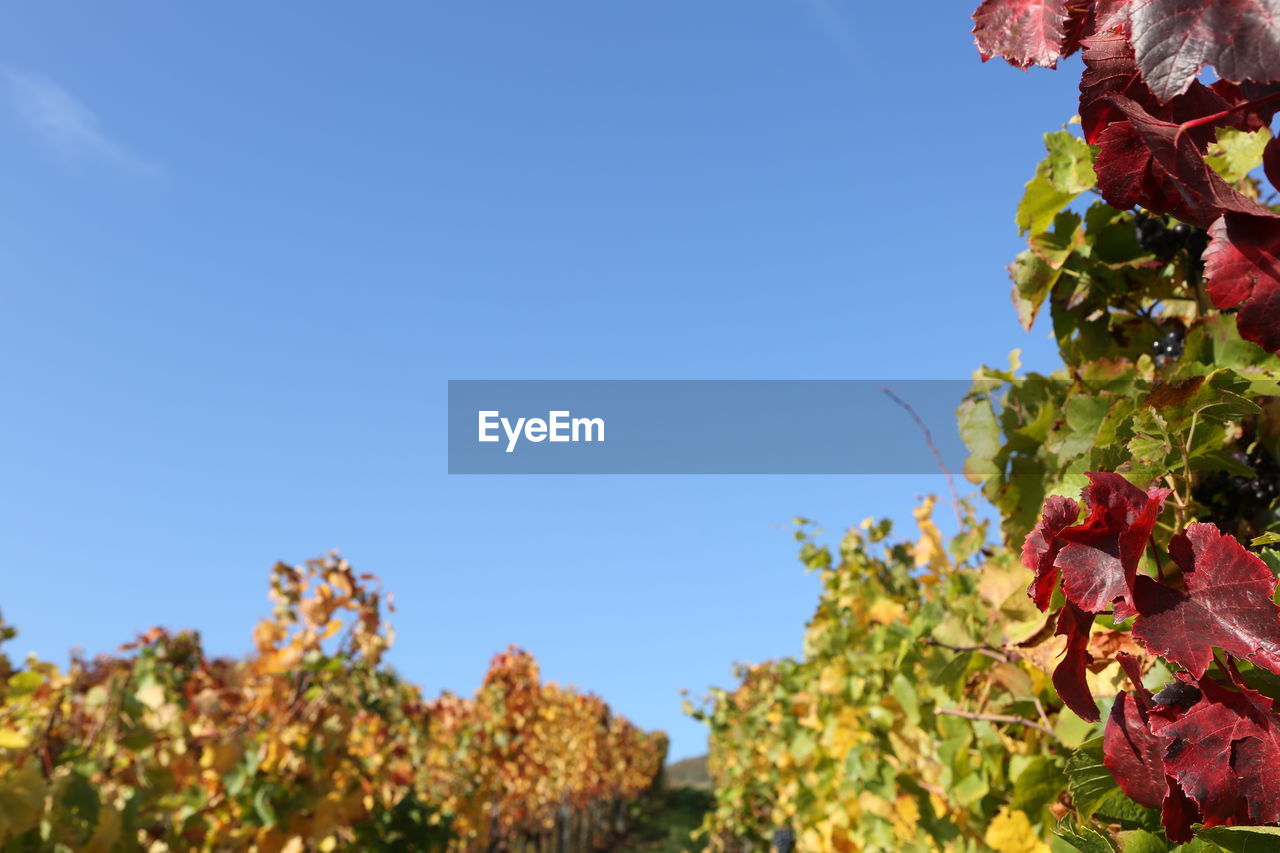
<box><xmin>959</xmin><ymin>397</ymin><xmax>1002</xmax><ymax>481</ymax></box>
<box><xmin>1016</xmin><ymin>131</ymin><xmax>1095</xmax><ymax>236</ymax></box>
<box><xmin>1011</xmin><ymin>248</ymin><xmax>1067</xmax><ymax>330</ymax></box>
<box><xmin>1017</xmin><ymin>168</ymin><xmax>1082</xmax><ymax>237</ymax></box>
<box><xmin>1196</xmin><ymin>825</ymin><xmax>1280</xmax><ymax>853</ymax></box>
<box><xmin>1010</xmin><ymin>756</ymin><xmax>1065</xmax><ymax>816</ymax></box>
<box><xmin>1065</xmin><ymin>737</ymin><xmax>1117</xmax><ymax>821</ymax></box>
<box><xmin>1032</xmin><ymin>211</ymin><xmax>1085</xmax><ymax>269</ymax></box>
<box><xmin>1115</xmin><ymin>829</ymin><xmax>1169</xmax><ymax>853</ymax></box>
<box><xmin>951</xmin><ymin>772</ymin><xmax>989</xmax><ymax>806</ymax></box>
<box><xmin>0</xmin><ymin>765</ymin><xmax>47</xmax><ymax>842</ymax></box>
<box><xmin>1127</xmin><ymin>409</ymin><xmax>1175</xmax><ymax>473</ymax></box>
<box><xmin>1055</xmin><ymin>817</ymin><xmax>1119</xmax><ymax>853</ymax></box>
<box><xmin>253</xmin><ymin>785</ymin><xmax>278</xmax><ymax>828</ymax></box>
<box><xmin>1205</xmin><ymin>127</ymin><xmax>1273</xmax><ymax>183</ymax></box>
<box><xmin>789</xmin><ymin>730</ymin><xmax>815</xmax><ymax>762</ymax></box>
<box><xmin>7</xmin><ymin>671</ymin><xmax>44</xmax><ymax>696</ymax></box>
<box><xmin>1049</xmin><ymin>392</ymin><xmax>1114</xmax><ymax>460</ymax></box>
<box><xmin>1193</xmin><ymin>449</ymin><xmax>1257</xmax><ymax>478</ymax></box>
<box><xmin>1044</xmin><ymin>131</ymin><xmax>1097</xmax><ymax>195</ymax></box>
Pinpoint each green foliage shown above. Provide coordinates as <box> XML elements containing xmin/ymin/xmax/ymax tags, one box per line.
<box><xmin>0</xmin><ymin>559</ymin><xmax>666</xmax><ymax>852</ymax></box>
<box><xmin>695</xmin><ymin>500</ymin><xmax>1086</xmax><ymax>852</ymax></box>
<box><xmin>699</xmin><ymin>106</ymin><xmax>1280</xmax><ymax>850</ymax></box>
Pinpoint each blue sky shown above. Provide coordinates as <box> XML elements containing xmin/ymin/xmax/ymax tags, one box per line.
<box><xmin>0</xmin><ymin>3</ymin><xmax>1082</xmax><ymax>760</ymax></box>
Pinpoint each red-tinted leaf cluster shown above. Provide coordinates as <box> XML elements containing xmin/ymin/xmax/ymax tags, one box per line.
<box><xmin>1024</xmin><ymin>473</ymin><xmax>1170</xmax><ymax>720</ymax></box>
<box><xmin>974</xmin><ymin>0</ymin><xmax>1280</xmax><ymax>98</ymax></box>
<box><xmin>972</xmin><ymin>0</ymin><xmax>1280</xmax><ymax>356</ymax></box>
<box><xmin>1026</xmin><ymin>477</ymin><xmax>1280</xmax><ymax>840</ymax></box>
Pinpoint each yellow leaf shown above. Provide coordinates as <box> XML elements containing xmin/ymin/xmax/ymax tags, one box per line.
<box><xmin>912</xmin><ymin>495</ymin><xmax>952</xmax><ymax>575</ymax></box>
<box><xmin>135</xmin><ymin>683</ymin><xmax>166</xmax><ymax>710</ymax></box>
<box><xmin>984</xmin><ymin>807</ymin><xmax>1050</xmax><ymax>853</ymax></box>
<box><xmin>0</xmin><ymin>729</ymin><xmax>29</xmax><ymax>750</ymax></box>
<box><xmin>866</xmin><ymin>599</ymin><xmax>904</xmax><ymax>626</ymax></box>
<box><xmin>818</xmin><ymin>664</ymin><xmax>845</xmax><ymax>696</ymax></box>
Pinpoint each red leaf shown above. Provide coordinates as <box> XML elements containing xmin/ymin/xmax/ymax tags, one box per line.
<box><xmin>1053</xmin><ymin>472</ymin><xmax>1170</xmax><ymax>613</ymax></box>
<box><xmin>1132</xmin><ymin>523</ymin><xmax>1280</xmax><ymax>678</ymax></box>
<box><xmin>1091</xmin><ymin>0</ymin><xmax>1132</xmax><ymax>33</ymax></box>
<box><xmin>972</xmin><ymin>0</ymin><xmax>1072</xmax><ymax>69</ymax></box>
<box><xmin>1054</xmin><ymin>600</ymin><xmax>1100</xmax><ymax>721</ymax></box>
<box><xmin>1127</xmin><ymin>0</ymin><xmax>1280</xmax><ymax>103</ymax></box>
<box><xmin>1060</xmin><ymin>0</ymin><xmax>1098</xmax><ymax>58</ymax></box>
<box><xmin>1266</xmin><ymin>135</ymin><xmax>1280</xmax><ymax>189</ymax></box>
<box><xmin>1150</xmin><ymin>675</ymin><xmax>1280</xmax><ymax>825</ymax></box>
<box><xmin>1092</xmin><ymin>95</ymin><xmax>1269</xmax><ymax>227</ymax></box>
<box><xmin>1161</xmin><ymin>778</ymin><xmax>1200</xmax><ymax>844</ymax></box>
<box><xmin>1204</xmin><ymin>213</ymin><xmax>1280</xmax><ymax>354</ymax></box>
<box><xmin>1022</xmin><ymin>495</ymin><xmax>1081</xmax><ymax>610</ymax></box>
<box><xmin>1104</xmin><ymin>689</ymin><xmax>1168</xmax><ymax>808</ymax></box>
<box><xmin>1209</xmin><ymin>80</ymin><xmax>1280</xmax><ymax>130</ymax></box>
<box><xmin>1078</xmin><ymin>33</ymin><xmax>1246</xmax><ymax>146</ymax></box>
<box><xmin>1116</xmin><ymin>650</ymin><xmax>1152</xmax><ymax>703</ymax></box>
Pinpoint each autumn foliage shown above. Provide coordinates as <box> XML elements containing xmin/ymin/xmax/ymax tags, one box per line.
<box><xmin>696</xmin><ymin>1</ymin><xmax>1280</xmax><ymax>850</ymax></box>
<box><xmin>0</xmin><ymin>557</ymin><xmax>665</xmax><ymax>851</ymax></box>
<box><xmin>974</xmin><ymin>0</ymin><xmax>1280</xmax><ymax>355</ymax></box>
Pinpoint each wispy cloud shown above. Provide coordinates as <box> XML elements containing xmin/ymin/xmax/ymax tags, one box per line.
<box><xmin>804</xmin><ymin>0</ymin><xmax>871</xmax><ymax>81</ymax></box>
<box><xmin>4</xmin><ymin>70</ymin><xmax>160</xmax><ymax>176</ymax></box>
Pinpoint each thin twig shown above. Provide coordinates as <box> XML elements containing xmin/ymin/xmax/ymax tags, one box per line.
<box><xmin>936</xmin><ymin>707</ymin><xmax>1059</xmax><ymax>741</ymax></box>
<box><xmin>922</xmin><ymin>637</ymin><xmax>1013</xmax><ymax>663</ymax></box>
<box><xmin>881</xmin><ymin>387</ymin><xmax>964</xmax><ymax>525</ymax></box>
<box><xmin>1034</xmin><ymin>698</ymin><xmax>1052</xmax><ymax>731</ymax></box>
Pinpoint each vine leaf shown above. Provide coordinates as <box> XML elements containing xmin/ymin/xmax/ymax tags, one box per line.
<box><xmin>1054</xmin><ymin>472</ymin><xmax>1170</xmax><ymax>615</ymax></box>
<box><xmin>1092</xmin><ymin>95</ymin><xmax>1268</xmax><ymax>228</ymax></box>
<box><xmin>1149</xmin><ymin>675</ymin><xmax>1280</xmax><ymax>827</ymax></box>
<box><xmin>1204</xmin><ymin>212</ymin><xmax>1280</xmax><ymax>355</ymax></box>
<box><xmin>973</xmin><ymin>0</ymin><xmax>1072</xmax><ymax>69</ymax></box>
<box><xmin>1132</xmin><ymin>523</ymin><xmax>1280</xmax><ymax>678</ymax></box>
<box><xmin>1197</xmin><ymin>825</ymin><xmax>1280</xmax><ymax>852</ymax></box>
<box><xmin>1126</xmin><ymin>0</ymin><xmax>1280</xmax><ymax>103</ymax></box>
<box><xmin>1055</xmin><ymin>600</ymin><xmax>1101</xmax><ymax>721</ymax></box>
<box><xmin>1023</xmin><ymin>494</ymin><xmax>1081</xmax><ymax>610</ymax></box>
<box><xmin>1077</xmin><ymin>33</ymin><xmax>1250</xmax><ymax>147</ymax></box>
<box><xmin>1265</xmin><ymin>135</ymin><xmax>1280</xmax><ymax>188</ymax></box>
<box><xmin>1103</xmin><ymin>690</ymin><xmax>1167</xmax><ymax>809</ymax></box>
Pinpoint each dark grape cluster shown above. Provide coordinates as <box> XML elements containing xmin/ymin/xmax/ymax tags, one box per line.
<box><xmin>1193</xmin><ymin>439</ymin><xmax>1280</xmax><ymax>537</ymax></box>
<box><xmin>773</xmin><ymin>827</ymin><xmax>796</xmax><ymax>853</ymax></box>
<box><xmin>1134</xmin><ymin>211</ymin><xmax>1210</xmax><ymax>267</ymax></box>
<box><xmin>1153</xmin><ymin>325</ymin><xmax>1185</xmax><ymax>365</ymax></box>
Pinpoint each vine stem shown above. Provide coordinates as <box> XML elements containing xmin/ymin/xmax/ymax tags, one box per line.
<box><xmin>922</xmin><ymin>637</ymin><xmax>1014</xmax><ymax>663</ymax></box>
<box><xmin>881</xmin><ymin>387</ymin><xmax>964</xmax><ymax>526</ymax></box>
<box><xmin>1175</xmin><ymin>409</ymin><xmax>1200</xmax><ymax>532</ymax></box>
<box><xmin>936</xmin><ymin>708</ymin><xmax>1059</xmax><ymax>742</ymax></box>
<box><xmin>1175</xmin><ymin>91</ymin><xmax>1280</xmax><ymax>145</ymax></box>
<box><xmin>1164</xmin><ymin>474</ymin><xmax>1190</xmax><ymax>531</ymax></box>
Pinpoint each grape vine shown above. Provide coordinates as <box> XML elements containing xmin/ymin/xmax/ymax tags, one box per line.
<box><xmin>0</xmin><ymin>557</ymin><xmax>665</xmax><ymax>851</ymax></box>
<box><xmin>695</xmin><ymin>2</ymin><xmax>1280</xmax><ymax>851</ymax></box>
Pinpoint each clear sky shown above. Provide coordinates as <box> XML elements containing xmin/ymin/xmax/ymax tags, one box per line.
<box><xmin>1</xmin><ymin>3</ymin><xmax>1082</xmax><ymax>760</ymax></box>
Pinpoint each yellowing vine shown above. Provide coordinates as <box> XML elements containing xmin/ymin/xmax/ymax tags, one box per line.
<box><xmin>0</xmin><ymin>556</ymin><xmax>665</xmax><ymax>852</ymax></box>
<box><xmin>692</xmin><ymin>500</ymin><xmax>1146</xmax><ymax>853</ymax></box>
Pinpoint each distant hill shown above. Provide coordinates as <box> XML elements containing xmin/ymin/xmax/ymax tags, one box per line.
<box><xmin>665</xmin><ymin>754</ymin><xmax>711</xmax><ymax>790</ymax></box>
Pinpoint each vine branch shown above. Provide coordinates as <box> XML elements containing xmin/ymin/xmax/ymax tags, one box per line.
<box><xmin>936</xmin><ymin>707</ymin><xmax>1059</xmax><ymax>742</ymax></box>
<box><xmin>881</xmin><ymin>386</ymin><xmax>964</xmax><ymax>526</ymax></box>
